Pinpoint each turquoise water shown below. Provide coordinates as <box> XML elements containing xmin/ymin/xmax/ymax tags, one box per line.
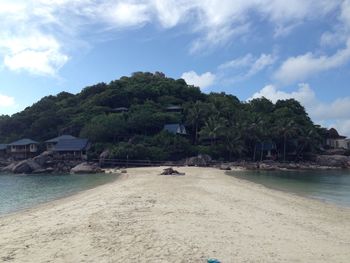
<box><xmin>230</xmin><ymin>170</ymin><xmax>350</xmax><ymax>207</ymax></box>
<box><xmin>0</xmin><ymin>173</ymin><xmax>118</xmax><ymax>216</ymax></box>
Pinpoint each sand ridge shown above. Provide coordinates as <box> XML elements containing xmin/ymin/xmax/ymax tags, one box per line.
<box><xmin>0</xmin><ymin>167</ymin><xmax>350</xmax><ymax>262</ymax></box>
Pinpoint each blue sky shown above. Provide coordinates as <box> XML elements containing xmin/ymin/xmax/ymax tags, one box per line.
<box><xmin>0</xmin><ymin>0</ymin><xmax>350</xmax><ymax>135</ymax></box>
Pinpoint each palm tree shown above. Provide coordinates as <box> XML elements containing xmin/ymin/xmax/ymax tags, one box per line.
<box><xmin>224</xmin><ymin>130</ymin><xmax>245</xmax><ymax>161</ymax></box>
<box><xmin>276</xmin><ymin>120</ymin><xmax>299</xmax><ymax>162</ymax></box>
<box><xmin>199</xmin><ymin>116</ymin><xmax>226</xmax><ymax>145</ymax></box>
<box><xmin>186</xmin><ymin>101</ymin><xmax>206</xmax><ymax>145</ymax></box>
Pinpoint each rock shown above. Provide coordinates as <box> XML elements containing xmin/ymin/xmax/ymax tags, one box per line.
<box><xmin>185</xmin><ymin>154</ymin><xmax>212</xmax><ymax>167</ymax></box>
<box><xmin>99</xmin><ymin>150</ymin><xmax>110</xmax><ymax>167</ymax></box>
<box><xmin>12</xmin><ymin>159</ymin><xmax>42</xmax><ymax>174</ymax></box>
<box><xmin>315</xmin><ymin>155</ymin><xmax>350</xmax><ymax>168</ymax></box>
<box><xmin>120</xmin><ymin>170</ymin><xmax>127</xmax><ymax>174</ymax></box>
<box><xmin>70</xmin><ymin>162</ymin><xmax>103</xmax><ymax>174</ymax></box>
<box><xmin>1</xmin><ymin>162</ymin><xmax>17</xmax><ymax>173</ymax></box>
<box><xmin>219</xmin><ymin>165</ymin><xmax>231</xmax><ymax>171</ymax></box>
<box><xmin>33</xmin><ymin>151</ymin><xmax>53</xmax><ymax>166</ymax></box>
<box><xmin>161</xmin><ymin>167</ymin><xmax>185</xmax><ymax>176</ymax></box>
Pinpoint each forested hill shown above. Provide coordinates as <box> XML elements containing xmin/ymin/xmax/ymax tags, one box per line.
<box><xmin>0</xmin><ymin>72</ymin><xmax>325</xmax><ymax>161</ymax></box>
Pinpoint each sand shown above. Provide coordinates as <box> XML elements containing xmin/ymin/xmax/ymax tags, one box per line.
<box><xmin>0</xmin><ymin>167</ymin><xmax>350</xmax><ymax>263</ymax></box>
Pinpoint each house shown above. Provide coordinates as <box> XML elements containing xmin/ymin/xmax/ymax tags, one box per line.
<box><xmin>45</xmin><ymin>135</ymin><xmax>76</xmax><ymax>151</ymax></box>
<box><xmin>165</xmin><ymin>105</ymin><xmax>183</xmax><ymax>113</ymax></box>
<box><xmin>163</xmin><ymin>124</ymin><xmax>187</xmax><ymax>135</ymax></box>
<box><xmin>53</xmin><ymin>139</ymin><xmax>90</xmax><ymax>160</ymax></box>
<box><xmin>325</xmin><ymin>128</ymin><xmax>350</xmax><ymax>149</ymax></box>
<box><xmin>0</xmin><ymin>144</ymin><xmax>8</xmax><ymax>158</ymax></box>
<box><xmin>8</xmin><ymin>139</ymin><xmax>39</xmax><ymax>160</ymax></box>
<box><xmin>111</xmin><ymin>107</ymin><xmax>128</xmax><ymax>113</ymax></box>
<box><xmin>254</xmin><ymin>141</ymin><xmax>277</xmax><ymax>160</ymax></box>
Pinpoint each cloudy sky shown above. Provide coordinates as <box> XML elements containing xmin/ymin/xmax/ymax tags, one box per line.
<box><xmin>0</xmin><ymin>0</ymin><xmax>350</xmax><ymax>135</ymax></box>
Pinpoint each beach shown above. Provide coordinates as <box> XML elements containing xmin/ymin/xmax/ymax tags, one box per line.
<box><xmin>0</xmin><ymin>167</ymin><xmax>350</xmax><ymax>263</ymax></box>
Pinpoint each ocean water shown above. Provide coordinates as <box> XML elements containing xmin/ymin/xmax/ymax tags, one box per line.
<box><xmin>0</xmin><ymin>173</ymin><xmax>118</xmax><ymax>216</ymax></box>
<box><xmin>230</xmin><ymin>169</ymin><xmax>350</xmax><ymax>207</ymax></box>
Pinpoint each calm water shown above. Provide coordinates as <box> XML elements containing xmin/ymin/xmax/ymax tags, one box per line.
<box><xmin>0</xmin><ymin>173</ymin><xmax>118</xmax><ymax>216</ymax></box>
<box><xmin>230</xmin><ymin>169</ymin><xmax>350</xmax><ymax>207</ymax></box>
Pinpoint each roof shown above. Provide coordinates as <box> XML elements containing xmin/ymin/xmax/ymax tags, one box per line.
<box><xmin>53</xmin><ymin>139</ymin><xmax>90</xmax><ymax>152</ymax></box>
<box><xmin>255</xmin><ymin>142</ymin><xmax>277</xmax><ymax>151</ymax></box>
<box><xmin>112</xmin><ymin>107</ymin><xmax>128</xmax><ymax>111</ymax></box>
<box><xmin>326</xmin><ymin>128</ymin><xmax>347</xmax><ymax>139</ymax></box>
<box><xmin>46</xmin><ymin>135</ymin><xmax>76</xmax><ymax>143</ymax></box>
<box><xmin>9</xmin><ymin>139</ymin><xmax>38</xmax><ymax>146</ymax></box>
<box><xmin>164</xmin><ymin>124</ymin><xmax>187</xmax><ymax>135</ymax></box>
<box><xmin>166</xmin><ymin>105</ymin><xmax>183</xmax><ymax>111</ymax></box>
<box><xmin>0</xmin><ymin>144</ymin><xmax>7</xmax><ymax>151</ymax></box>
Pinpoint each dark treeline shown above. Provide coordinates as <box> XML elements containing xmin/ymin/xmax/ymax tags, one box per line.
<box><xmin>0</xmin><ymin>72</ymin><xmax>326</xmax><ymax>161</ymax></box>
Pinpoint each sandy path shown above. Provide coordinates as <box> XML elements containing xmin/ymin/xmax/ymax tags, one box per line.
<box><xmin>0</xmin><ymin>167</ymin><xmax>349</xmax><ymax>263</ymax></box>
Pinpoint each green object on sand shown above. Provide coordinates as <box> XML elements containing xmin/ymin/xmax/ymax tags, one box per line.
<box><xmin>207</xmin><ymin>259</ymin><xmax>221</xmax><ymax>263</ymax></box>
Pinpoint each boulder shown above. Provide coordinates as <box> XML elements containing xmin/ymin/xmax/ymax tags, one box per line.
<box><xmin>1</xmin><ymin>162</ymin><xmax>17</xmax><ymax>173</ymax></box>
<box><xmin>161</xmin><ymin>167</ymin><xmax>185</xmax><ymax>176</ymax></box>
<box><xmin>11</xmin><ymin>159</ymin><xmax>42</xmax><ymax>174</ymax></box>
<box><xmin>315</xmin><ymin>155</ymin><xmax>350</xmax><ymax>168</ymax></box>
<box><xmin>71</xmin><ymin>162</ymin><xmax>103</xmax><ymax>174</ymax></box>
<box><xmin>33</xmin><ymin>151</ymin><xmax>53</xmax><ymax>166</ymax></box>
<box><xmin>99</xmin><ymin>150</ymin><xmax>110</xmax><ymax>167</ymax></box>
<box><xmin>185</xmin><ymin>154</ymin><xmax>212</xmax><ymax>167</ymax></box>
<box><xmin>219</xmin><ymin>165</ymin><xmax>231</xmax><ymax>171</ymax></box>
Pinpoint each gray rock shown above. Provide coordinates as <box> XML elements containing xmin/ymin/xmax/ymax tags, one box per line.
<box><xmin>12</xmin><ymin>159</ymin><xmax>42</xmax><ymax>174</ymax></box>
<box><xmin>71</xmin><ymin>162</ymin><xmax>103</xmax><ymax>174</ymax></box>
<box><xmin>315</xmin><ymin>155</ymin><xmax>350</xmax><ymax>168</ymax></box>
<box><xmin>99</xmin><ymin>150</ymin><xmax>110</xmax><ymax>166</ymax></box>
<box><xmin>185</xmin><ymin>154</ymin><xmax>212</xmax><ymax>167</ymax></box>
<box><xmin>219</xmin><ymin>165</ymin><xmax>231</xmax><ymax>171</ymax></box>
<box><xmin>33</xmin><ymin>151</ymin><xmax>53</xmax><ymax>166</ymax></box>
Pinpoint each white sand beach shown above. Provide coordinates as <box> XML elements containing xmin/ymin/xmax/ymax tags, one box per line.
<box><xmin>0</xmin><ymin>167</ymin><xmax>350</xmax><ymax>263</ymax></box>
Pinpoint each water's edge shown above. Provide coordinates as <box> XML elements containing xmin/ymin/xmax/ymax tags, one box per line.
<box><xmin>227</xmin><ymin>170</ymin><xmax>350</xmax><ymax>208</ymax></box>
<box><xmin>0</xmin><ymin>173</ymin><xmax>120</xmax><ymax>217</ymax></box>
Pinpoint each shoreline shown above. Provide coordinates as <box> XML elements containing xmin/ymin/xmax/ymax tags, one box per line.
<box><xmin>226</xmin><ymin>170</ymin><xmax>350</xmax><ymax>209</ymax></box>
<box><xmin>0</xmin><ymin>172</ymin><xmax>121</xmax><ymax>219</ymax></box>
<box><xmin>1</xmin><ymin>167</ymin><xmax>350</xmax><ymax>262</ymax></box>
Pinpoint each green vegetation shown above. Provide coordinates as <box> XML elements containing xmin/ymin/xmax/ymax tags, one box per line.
<box><xmin>0</xmin><ymin>72</ymin><xmax>325</xmax><ymax>161</ymax></box>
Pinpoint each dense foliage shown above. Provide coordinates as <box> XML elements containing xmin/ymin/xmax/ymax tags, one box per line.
<box><xmin>0</xmin><ymin>72</ymin><xmax>325</xmax><ymax>161</ymax></box>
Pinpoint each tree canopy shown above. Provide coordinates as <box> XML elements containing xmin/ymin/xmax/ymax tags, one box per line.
<box><xmin>0</xmin><ymin>72</ymin><xmax>325</xmax><ymax>161</ymax></box>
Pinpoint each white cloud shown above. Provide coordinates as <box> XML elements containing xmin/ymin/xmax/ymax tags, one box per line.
<box><xmin>181</xmin><ymin>71</ymin><xmax>215</xmax><ymax>89</ymax></box>
<box><xmin>0</xmin><ymin>0</ymin><xmax>346</xmax><ymax>76</ymax></box>
<box><xmin>0</xmin><ymin>33</ymin><xmax>68</xmax><ymax>76</ymax></box>
<box><xmin>0</xmin><ymin>93</ymin><xmax>15</xmax><ymax>108</ymax></box>
<box><xmin>250</xmin><ymin>83</ymin><xmax>350</xmax><ymax>136</ymax></box>
<box><xmin>274</xmin><ymin>39</ymin><xmax>350</xmax><ymax>84</ymax></box>
<box><xmin>219</xmin><ymin>53</ymin><xmax>276</xmax><ymax>83</ymax></box>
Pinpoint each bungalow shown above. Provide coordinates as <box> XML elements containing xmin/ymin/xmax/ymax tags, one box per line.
<box><xmin>165</xmin><ymin>105</ymin><xmax>183</xmax><ymax>113</ymax></box>
<box><xmin>8</xmin><ymin>139</ymin><xmax>39</xmax><ymax>160</ymax></box>
<box><xmin>325</xmin><ymin>128</ymin><xmax>350</xmax><ymax>149</ymax></box>
<box><xmin>254</xmin><ymin>141</ymin><xmax>277</xmax><ymax>161</ymax></box>
<box><xmin>53</xmin><ymin>138</ymin><xmax>90</xmax><ymax>160</ymax></box>
<box><xmin>163</xmin><ymin>124</ymin><xmax>187</xmax><ymax>135</ymax></box>
<box><xmin>111</xmin><ymin>107</ymin><xmax>129</xmax><ymax>113</ymax></box>
<box><xmin>45</xmin><ymin>135</ymin><xmax>76</xmax><ymax>151</ymax></box>
<box><xmin>0</xmin><ymin>144</ymin><xmax>7</xmax><ymax>158</ymax></box>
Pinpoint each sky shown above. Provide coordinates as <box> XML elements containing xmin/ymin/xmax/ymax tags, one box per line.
<box><xmin>0</xmin><ymin>0</ymin><xmax>350</xmax><ymax>136</ymax></box>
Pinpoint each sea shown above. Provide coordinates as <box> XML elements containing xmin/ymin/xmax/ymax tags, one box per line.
<box><xmin>230</xmin><ymin>169</ymin><xmax>350</xmax><ymax>207</ymax></box>
<box><xmin>0</xmin><ymin>173</ymin><xmax>118</xmax><ymax>216</ymax></box>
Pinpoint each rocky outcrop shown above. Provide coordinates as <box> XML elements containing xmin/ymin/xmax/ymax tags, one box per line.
<box><xmin>70</xmin><ymin>162</ymin><xmax>103</xmax><ymax>174</ymax></box>
<box><xmin>315</xmin><ymin>155</ymin><xmax>350</xmax><ymax>168</ymax></box>
<box><xmin>185</xmin><ymin>154</ymin><xmax>212</xmax><ymax>167</ymax></box>
<box><xmin>33</xmin><ymin>151</ymin><xmax>53</xmax><ymax>166</ymax></box>
<box><xmin>99</xmin><ymin>150</ymin><xmax>110</xmax><ymax>167</ymax></box>
<box><xmin>161</xmin><ymin>167</ymin><xmax>185</xmax><ymax>175</ymax></box>
<box><xmin>3</xmin><ymin>159</ymin><xmax>42</xmax><ymax>174</ymax></box>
